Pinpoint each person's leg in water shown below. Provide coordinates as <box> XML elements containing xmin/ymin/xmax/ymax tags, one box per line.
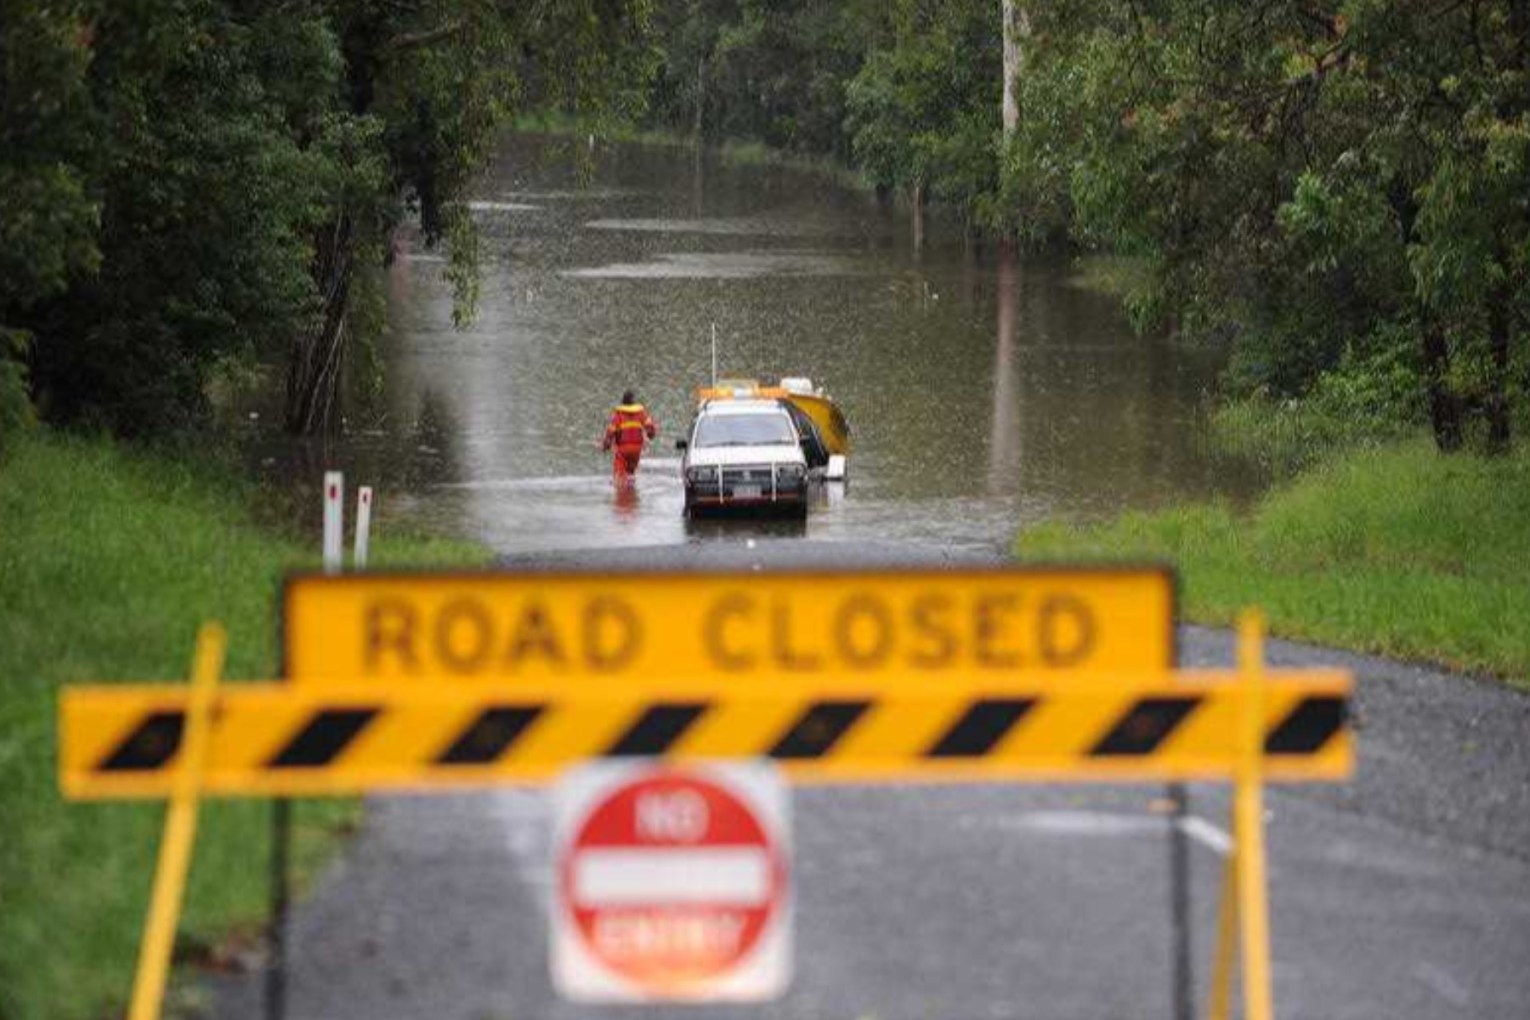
<box><xmin>612</xmin><ymin>447</ymin><xmax>641</xmax><ymax>483</ymax></box>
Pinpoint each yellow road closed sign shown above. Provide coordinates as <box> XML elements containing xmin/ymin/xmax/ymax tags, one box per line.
<box><xmin>282</xmin><ymin>568</ymin><xmax>1175</xmax><ymax>685</ymax></box>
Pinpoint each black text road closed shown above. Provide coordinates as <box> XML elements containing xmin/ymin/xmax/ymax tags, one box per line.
<box><xmin>282</xmin><ymin>568</ymin><xmax>1174</xmax><ymax>685</ymax></box>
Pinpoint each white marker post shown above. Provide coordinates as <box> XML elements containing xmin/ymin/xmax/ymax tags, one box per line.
<box><xmin>354</xmin><ymin>486</ymin><xmax>374</xmax><ymax>570</ymax></box>
<box><xmin>322</xmin><ymin>472</ymin><xmax>343</xmax><ymax>575</ymax></box>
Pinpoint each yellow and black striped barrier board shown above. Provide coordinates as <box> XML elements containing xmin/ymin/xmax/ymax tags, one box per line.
<box><xmin>281</xmin><ymin>568</ymin><xmax>1175</xmax><ymax>687</ymax></box>
<box><xmin>60</xmin><ymin>670</ymin><xmax>1351</xmax><ymax>799</ymax></box>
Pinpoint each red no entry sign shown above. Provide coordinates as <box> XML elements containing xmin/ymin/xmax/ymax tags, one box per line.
<box><xmin>552</xmin><ymin>763</ymin><xmax>792</xmax><ymax>1002</ymax></box>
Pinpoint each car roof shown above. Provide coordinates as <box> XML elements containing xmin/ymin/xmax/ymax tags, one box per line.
<box><xmin>699</xmin><ymin>398</ymin><xmax>789</xmax><ymax>416</ymax></box>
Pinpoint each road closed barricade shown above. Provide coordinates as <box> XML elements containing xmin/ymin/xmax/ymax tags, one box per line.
<box><xmin>60</xmin><ymin>667</ymin><xmax>1350</xmax><ymax>796</ymax></box>
<box><xmin>56</xmin><ymin>567</ymin><xmax>1351</xmax><ymax>1020</ymax></box>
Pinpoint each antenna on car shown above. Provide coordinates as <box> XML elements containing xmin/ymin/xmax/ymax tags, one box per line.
<box><xmin>710</xmin><ymin>322</ymin><xmax>718</xmax><ymax>388</ymax></box>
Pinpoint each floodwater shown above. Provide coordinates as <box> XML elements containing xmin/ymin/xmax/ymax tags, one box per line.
<box><xmin>259</xmin><ymin>134</ymin><xmax>1261</xmax><ymax>556</ymax></box>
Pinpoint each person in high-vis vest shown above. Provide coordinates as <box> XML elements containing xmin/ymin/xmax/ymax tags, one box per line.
<box><xmin>602</xmin><ymin>390</ymin><xmax>658</xmax><ymax>481</ymax></box>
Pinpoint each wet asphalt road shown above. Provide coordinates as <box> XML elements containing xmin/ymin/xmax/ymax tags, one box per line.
<box><xmin>210</xmin><ymin>541</ymin><xmax>1530</xmax><ymax>1020</ymax></box>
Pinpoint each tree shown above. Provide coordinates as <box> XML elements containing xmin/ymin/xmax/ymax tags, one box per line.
<box><xmin>645</xmin><ymin>0</ymin><xmax>870</xmax><ymax>157</ymax></box>
<box><xmin>20</xmin><ymin>2</ymin><xmax>336</xmax><ymax>434</ymax></box>
<box><xmin>1006</xmin><ymin>0</ymin><xmax>1530</xmax><ymax>452</ymax></box>
<box><xmin>285</xmin><ymin>0</ymin><xmax>657</xmax><ymax>433</ymax></box>
<box><xmin>0</xmin><ymin>0</ymin><xmax>97</xmax><ymax>440</ymax></box>
<box><xmin>845</xmin><ymin>0</ymin><xmax>1000</xmax><ymax>223</ymax></box>
<box><xmin>2</xmin><ymin>0</ymin><xmax>655</xmax><ymax>437</ymax></box>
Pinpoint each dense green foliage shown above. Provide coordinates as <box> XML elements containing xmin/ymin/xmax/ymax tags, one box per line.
<box><xmin>5</xmin><ymin>2</ymin><xmax>1527</xmax><ymax>452</ymax></box>
<box><xmin>644</xmin><ymin>0</ymin><xmax>1001</xmax><ymax>212</ymax></box>
<box><xmin>844</xmin><ymin>1</ymin><xmax>1000</xmax><ymax>215</ymax></box>
<box><xmin>0</xmin><ymin>432</ymin><xmax>486</xmax><ymax>1019</ymax></box>
<box><xmin>645</xmin><ymin>0</ymin><xmax>873</xmax><ymax>158</ymax></box>
<box><xmin>1018</xmin><ymin>440</ymin><xmax>1530</xmax><ymax>686</ymax></box>
<box><xmin>642</xmin><ymin>0</ymin><xmax>1530</xmax><ymax>451</ymax></box>
<box><xmin>1015</xmin><ymin>2</ymin><xmax>1530</xmax><ymax>453</ymax></box>
<box><xmin>0</xmin><ymin>2</ymin><xmax>94</xmax><ymax>440</ymax></box>
<box><xmin>0</xmin><ymin>1</ymin><xmax>654</xmax><ymax>438</ymax></box>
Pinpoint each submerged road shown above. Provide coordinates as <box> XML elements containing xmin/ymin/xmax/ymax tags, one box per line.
<box><xmin>211</xmin><ymin>540</ymin><xmax>1530</xmax><ymax>1020</ymax></box>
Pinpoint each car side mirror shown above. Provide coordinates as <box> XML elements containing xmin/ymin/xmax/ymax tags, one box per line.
<box><xmin>675</xmin><ymin>439</ymin><xmax>688</xmax><ymax>451</ymax></box>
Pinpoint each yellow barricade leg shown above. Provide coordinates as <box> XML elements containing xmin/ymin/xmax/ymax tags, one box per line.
<box><xmin>128</xmin><ymin>623</ymin><xmax>226</xmax><ymax>1020</ymax></box>
<box><xmin>1207</xmin><ymin>847</ymin><xmax>1239</xmax><ymax>1020</ymax></box>
<box><xmin>1234</xmin><ymin>611</ymin><xmax>1274</xmax><ymax>1020</ymax></box>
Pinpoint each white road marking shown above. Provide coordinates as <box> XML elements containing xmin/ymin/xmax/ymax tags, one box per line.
<box><xmin>1177</xmin><ymin>815</ymin><xmax>1234</xmax><ymax>857</ymax></box>
<box><xmin>962</xmin><ymin>808</ymin><xmax>1233</xmax><ymax>858</ymax></box>
<box><xmin>991</xmin><ymin>810</ymin><xmax>1166</xmax><ymax>837</ymax></box>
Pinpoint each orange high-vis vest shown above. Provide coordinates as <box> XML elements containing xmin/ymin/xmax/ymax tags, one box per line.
<box><xmin>604</xmin><ymin>404</ymin><xmax>657</xmax><ymax>450</ymax></box>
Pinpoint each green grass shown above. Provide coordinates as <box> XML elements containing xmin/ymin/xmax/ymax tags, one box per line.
<box><xmin>0</xmin><ymin>432</ymin><xmax>488</xmax><ymax>1020</ymax></box>
<box><xmin>1017</xmin><ymin>439</ymin><xmax>1530</xmax><ymax>687</ymax></box>
<box><xmin>1209</xmin><ymin>394</ymin><xmax>1423</xmax><ymax>478</ymax></box>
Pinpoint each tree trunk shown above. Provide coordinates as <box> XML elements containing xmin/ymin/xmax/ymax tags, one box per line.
<box><xmin>690</xmin><ymin>56</ymin><xmax>706</xmax><ymax>217</ymax></box>
<box><xmin>911</xmin><ymin>180</ymin><xmax>926</xmax><ymax>254</ymax></box>
<box><xmin>1001</xmin><ymin>0</ymin><xmax>1024</xmax><ymax>140</ymax></box>
<box><xmin>286</xmin><ymin>215</ymin><xmax>354</xmax><ymax>434</ymax></box>
<box><xmin>1485</xmin><ymin>282</ymin><xmax>1513</xmax><ymax>455</ymax></box>
<box><xmin>1001</xmin><ymin>0</ymin><xmax>1029</xmax><ymax>246</ymax></box>
<box><xmin>693</xmin><ymin>56</ymin><xmax>705</xmax><ymax>142</ymax></box>
<box><xmin>1422</xmin><ymin>321</ymin><xmax>1463</xmax><ymax>453</ymax></box>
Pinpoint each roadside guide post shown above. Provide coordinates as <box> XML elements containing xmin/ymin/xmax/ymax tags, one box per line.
<box><xmin>126</xmin><ymin>623</ymin><xmax>225</xmax><ymax>1020</ymax></box>
<box><xmin>321</xmin><ymin>471</ymin><xmax>343</xmax><ymax>574</ymax></box>
<box><xmin>55</xmin><ymin>568</ymin><xmax>1353</xmax><ymax>1020</ymax></box>
<box><xmin>354</xmin><ymin>486</ymin><xmax>373</xmax><ymax>569</ymax></box>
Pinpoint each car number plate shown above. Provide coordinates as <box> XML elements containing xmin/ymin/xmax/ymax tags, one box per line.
<box><xmin>732</xmin><ymin>484</ymin><xmax>762</xmax><ymax>499</ymax></box>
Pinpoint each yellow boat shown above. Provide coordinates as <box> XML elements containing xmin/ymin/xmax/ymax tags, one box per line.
<box><xmin>695</xmin><ymin>377</ymin><xmax>851</xmax><ymax>457</ymax></box>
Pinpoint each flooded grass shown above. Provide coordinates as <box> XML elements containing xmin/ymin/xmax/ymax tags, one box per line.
<box><xmin>0</xmin><ymin>433</ymin><xmax>486</xmax><ymax>1020</ymax></box>
<box><xmin>1069</xmin><ymin>253</ymin><xmax>1153</xmax><ymax>302</ymax></box>
<box><xmin>1017</xmin><ymin>440</ymin><xmax>1530</xmax><ymax>687</ymax></box>
<box><xmin>510</xmin><ymin>113</ymin><xmax>874</xmax><ymax>192</ymax></box>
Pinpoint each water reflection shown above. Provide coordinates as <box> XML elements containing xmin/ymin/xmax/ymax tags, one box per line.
<box><xmin>685</xmin><ymin>515</ymin><xmax>809</xmax><ymax>541</ymax></box>
<box><xmin>612</xmin><ymin>476</ymin><xmax>640</xmax><ymax>519</ymax></box>
<box><xmin>988</xmin><ymin>252</ymin><xmax>1022</xmax><ymax>495</ymax></box>
<box><xmin>241</xmin><ymin>134</ymin><xmax>1262</xmax><ymax>556</ymax></box>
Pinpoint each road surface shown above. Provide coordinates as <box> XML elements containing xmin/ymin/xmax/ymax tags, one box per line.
<box><xmin>209</xmin><ymin>541</ymin><xmax>1530</xmax><ymax>1020</ymax></box>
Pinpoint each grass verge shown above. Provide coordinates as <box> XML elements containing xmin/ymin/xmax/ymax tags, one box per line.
<box><xmin>1208</xmin><ymin>395</ymin><xmax>1422</xmax><ymax>478</ymax></box>
<box><xmin>0</xmin><ymin>432</ymin><xmax>488</xmax><ymax>1020</ymax></box>
<box><xmin>1016</xmin><ymin>439</ymin><xmax>1530</xmax><ymax>688</ymax></box>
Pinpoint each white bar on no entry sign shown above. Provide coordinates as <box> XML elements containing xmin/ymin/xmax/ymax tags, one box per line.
<box><xmin>573</xmin><ymin>848</ymin><xmax>770</xmax><ymax>905</ymax></box>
